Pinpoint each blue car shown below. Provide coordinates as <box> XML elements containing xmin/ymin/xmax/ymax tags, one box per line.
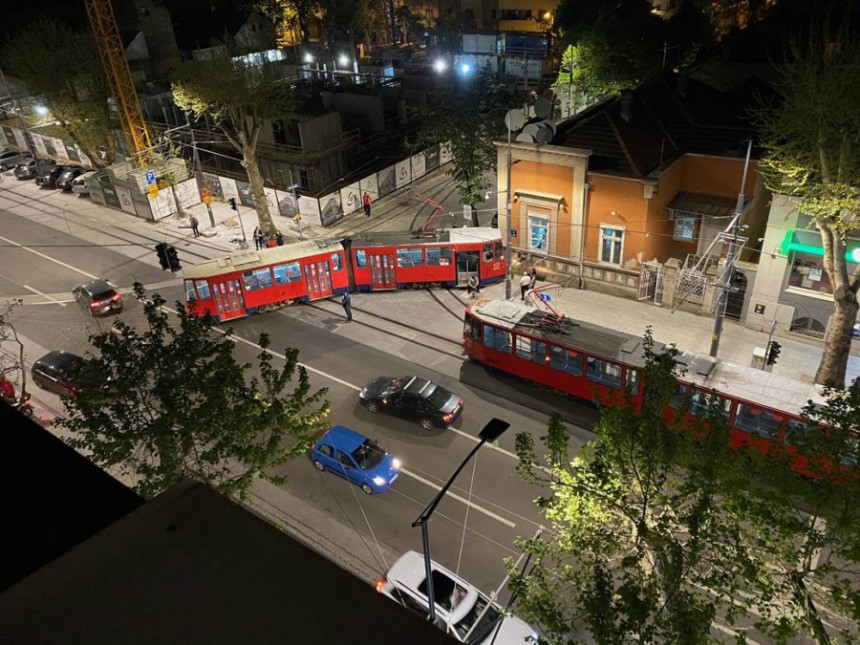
<box><xmin>310</xmin><ymin>425</ymin><xmax>401</xmax><ymax>494</ymax></box>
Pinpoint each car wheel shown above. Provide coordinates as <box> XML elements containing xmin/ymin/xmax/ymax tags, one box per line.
<box><xmin>420</xmin><ymin>417</ymin><xmax>435</xmax><ymax>431</ymax></box>
<box><xmin>366</xmin><ymin>401</ymin><xmax>379</xmax><ymax>413</ymax></box>
<box><xmin>361</xmin><ymin>483</ymin><xmax>374</xmax><ymax>495</ymax></box>
<box><xmin>313</xmin><ymin>460</ymin><xmax>325</xmax><ymax>472</ymax></box>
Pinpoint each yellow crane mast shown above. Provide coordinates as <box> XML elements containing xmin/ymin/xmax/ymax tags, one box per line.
<box><xmin>84</xmin><ymin>0</ymin><xmax>153</xmax><ymax>165</ymax></box>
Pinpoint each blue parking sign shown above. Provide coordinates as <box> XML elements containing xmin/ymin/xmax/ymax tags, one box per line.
<box><xmin>145</xmin><ymin>170</ymin><xmax>156</xmax><ymax>185</ymax></box>
<box><xmin>539</xmin><ymin>293</ymin><xmax>552</xmax><ymax>302</ymax></box>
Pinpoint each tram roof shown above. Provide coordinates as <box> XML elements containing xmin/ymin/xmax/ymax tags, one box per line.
<box><xmin>469</xmin><ymin>299</ymin><xmax>828</xmax><ymax>416</ymax></box>
<box><xmin>347</xmin><ymin>227</ymin><xmax>501</xmax><ymax>249</ymax></box>
<box><xmin>182</xmin><ymin>239</ymin><xmax>344</xmax><ymax>280</ymax></box>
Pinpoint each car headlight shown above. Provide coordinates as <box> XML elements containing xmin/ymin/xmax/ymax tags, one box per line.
<box><xmin>372</xmin><ymin>476</ymin><xmax>386</xmax><ymax>486</ymax></box>
<box><xmin>392</xmin><ymin>458</ymin><xmax>401</xmax><ymax>470</ymax></box>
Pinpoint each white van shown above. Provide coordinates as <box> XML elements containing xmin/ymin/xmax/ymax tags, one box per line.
<box><xmin>71</xmin><ymin>171</ymin><xmax>98</xmax><ymax>195</ymax></box>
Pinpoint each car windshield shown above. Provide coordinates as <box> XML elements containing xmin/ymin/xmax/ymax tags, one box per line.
<box><xmin>426</xmin><ymin>384</ymin><xmax>454</xmax><ymax>409</ymax></box>
<box><xmin>453</xmin><ymin>593</ymin><xmax>501</xmax><ymax>641</ymax></box>
<box><xmin>351</xmin><ymin>439</ymin><xmax>386</xmax><ymax>470</ymax></box>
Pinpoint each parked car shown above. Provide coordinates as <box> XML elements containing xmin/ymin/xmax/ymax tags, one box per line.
<box><xmin>36</xmin><ymin>164</ymin><xmax>70</xmax><ymax>189</ymax></box>
<box><xmin>359</xmin><ymin>375</ymin><xmax>463</xmax><ymax>431</ymax></box>
<box><xmin>73</xmin><ymin>279</ymin><xmax>123</xmax><ymax>316</ymax></box>
<box><xmin>309</xmin><ymin>425</ymin><xmax>401</xmax><ymax>495</ymax></box>
<box><xmin>31</xmin><ymin>351</ymin><xmax>102</xmax><ymax>398</ymax></box>
<box><xmin>15</xmin><ymin>158</ymin><xmax>54</xmax><ymax>180</ymax></box>
<box><xmin>0</xmin><ymin>149</ymin><xmax>32</xmax><ymax>172</ymax></box>
<box><xmin>56</xmin><ymin>167</ymin><xmax>87</xmax><ymax>192</ymax></box>
<box><xmin>377</xmin><ymin>551</ymin><xmax>538</xmax><ymax>645</ymax></box>
<box><xmin>71</xmin><ymin>170</ymin><xmax>98</xmax><ymax>195</ymax></box>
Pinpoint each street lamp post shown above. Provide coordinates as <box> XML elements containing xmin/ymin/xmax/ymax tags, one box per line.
<box><xmin>505</xmin><ymin>125</ymin><xmax>513</xmax><ymax>300</ymax></box>
<box><xmin>411</xmin><ymin>418</ymin><xmax>510</xmax><ymax>623</ymax></box>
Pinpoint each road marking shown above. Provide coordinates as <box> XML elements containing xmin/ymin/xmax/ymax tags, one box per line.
<box><xmin>449</xmin><ymin>427</ymin><xmax>518</xmax><ymax>460</ymax></box>
<box><xmin>0</xmin><ymin>233</ymin><xmax>100</xmax><ymax>280</ymax></box>
<box><xmin>400</xmin><ymin>468</ymin><xmax>516</xmax><ymax>528</ymax></box>
<box><xmin>23</xmin><ymin>284</ymin><xmax>67</xmax><ymax>306</ymax></box>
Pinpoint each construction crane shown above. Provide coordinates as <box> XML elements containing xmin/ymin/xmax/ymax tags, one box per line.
<box><xmin>84</xmin><ymin>0</ymin><xmax>153</xmax><ymax>165</ymax></box>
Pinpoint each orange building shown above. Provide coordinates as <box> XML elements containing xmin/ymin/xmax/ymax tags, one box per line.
<box><xmin>494</xmin><ymin>79</ymin><xmax>767</xmax><ymax>296</ymax></box>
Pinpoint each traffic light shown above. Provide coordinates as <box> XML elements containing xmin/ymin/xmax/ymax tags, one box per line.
<box><xmin>229</xmin><ymin>198</ymin><xmax>238</xmax><ymax>211</ymax></box>
<box><xmin>766</xmin><ymin>340</ymin><xmax>782</xmax><ymax>365</ymax></box>
<box><xmin>155</xmin><ymin>243</ymin><xmax>170</xmax><ymax>270</ymax></box>
<box><xmin>166</xmin><ymin>245</ymin><xmax>181</xmax><ymax>272</ymax></box>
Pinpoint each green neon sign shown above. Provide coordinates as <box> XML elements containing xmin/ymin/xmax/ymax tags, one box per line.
<box><xmin>780</xmin><ymin>230</ymin><xmax>860</xmax><ymax>262</ymax></box>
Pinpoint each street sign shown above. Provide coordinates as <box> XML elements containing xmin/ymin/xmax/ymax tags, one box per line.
<box><xmin>145</xmin><ymin>170</ymin><xmax>156</xmax><ymax>185</ymax></box>
<box><xmin>510</xmin><ymin>229</ymin><xmax>517</xmax><ymax>238</ymax></box>
<box><xmin>539</xmin><ymin>293</ymin><xmax>552</xmax><ymax>302</ymax></box>
<box><xmin>148</xmin><ymin>184</ymin><xmax>159</xmax><ymax>198</ymax></box>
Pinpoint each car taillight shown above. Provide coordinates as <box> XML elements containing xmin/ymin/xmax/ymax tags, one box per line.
<box><xmin>89</xmin><ymin>301</ymin><xmax>100</xmax><ymax>309</ymax></box>
<box><xmin>375</xmin><ymin>578</ymin><xmax>386</xmax><ymax>593</ymax></box>
<box><xmin>443</xmin><ymin>413</ymin><xmax>453</xmax><ymax>422</ymax></box>
<box><xmin>112</xmin><ymin>294</ymin><xmax>122</xmax><ymax>302</ymax></box>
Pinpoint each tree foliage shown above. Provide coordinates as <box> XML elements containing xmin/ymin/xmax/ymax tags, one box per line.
<box><xmin>59</xmin><ymin>284</ymin><xmax>330</xmax><ymax>500</ymax></box>
<box><xmin>1</xmin><ymin>18</ymin><xmax>117</xmax><ymax>167</ymax></box>
<box><xmin>511</xmin><ymin>330</ymin><xmax>860</xmax><ymax>643</ymax></box>
<box><xmin>172</xmin><ymin>54</ymin><xmax>298</xmax><ymax>235</ymax></box>
<box><xmin>753</xmin><ymin>8</ymin><xmax>860</xmax><ymax>386</ymax></box>
<box><xmin>0</xmin><ymin>300</ymin><xmax>28</xmax><ymax>397</ymax></box>
<box><xmin>413</xmin><ymin>70</ymin><xmax>528</xmax><ymax>207</ymax></box>
<box><xmin>254</xmin><ymin>0</ymin><xmax>318</xmax><ymax>45</ymax></box>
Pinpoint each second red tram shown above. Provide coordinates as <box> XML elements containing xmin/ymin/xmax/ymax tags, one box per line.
<box><xmin>463</xmin><ymin>298</ymin><xmax>857</xmax><ymax>479</ymax></box>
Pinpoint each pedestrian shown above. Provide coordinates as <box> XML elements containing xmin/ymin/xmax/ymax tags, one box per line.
<box><xmin>341</xmin><ymin>290</ymin><xmax>353</xmax><ymax>322</ymax></box>
<box><xmin>190</xmin><ymin>215</ymin><xmax>200</xmax><ymax>238</ymax></box>
<box><xmin>520</xmin><ymin>272</ymin><xmax>531</xmax><ymax>300</ymax></box>
<box><xmin>467</xmin><ymin>274</ymin><xmax>480</xmax><ymax>298</ymax></box>
<box><xmin>363</xmin><ymin>192</ymin><xmax>372</xmax><ymax>218</ymax></box>
<box><xmin>275</xmin><ymin>231</ymin><xmax>284</xmax><ymax>246</ymax></box>
<box><xmin>529</xmin><ymin>268</ymin><xmax>538</xmax><ymax>290</ymax></box>
<box><xmin>253</xmin><ymin>226</ymin><xmax>264</xmax><ymax>250</ymax></box>
<box><xmin>267</xmin><ymin>234</ymin><xmax>278</xmax><ymax>249</ymax></box>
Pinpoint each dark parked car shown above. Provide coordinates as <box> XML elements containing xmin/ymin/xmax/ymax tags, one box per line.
<box><xmin>73</xmin><ymin>279</ymin><xmax>123</xmax><ymax>316</ymax></box>
<box><xmin>0</xmin><ymin>149</ymin><xmax>32</xmax><ymax>172</ymax></box>
<box><xmin>56</xmin><ymin>167</ymin><xmax>87</xmax><ymax>192</ymax></box>
<box><xmin>14</xmin><ymin>158</ymin><xmax>53</xmax><ymax>180</ymax></box>
<box><xmin>31</xmin><ymin>351</ymin><xmax>102</xmax><ymax>398</ymax></box>
<box><xmin>36</xmin><ymin>164</ymin><xmax>70</xmax><ymax>188</ymax></box>
<box><xmin>359</xmin><ymin>375</ymin><xmax>463</xmax><ymax>431</ymax></box>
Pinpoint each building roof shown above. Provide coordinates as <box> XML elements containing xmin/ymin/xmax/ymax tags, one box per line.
<box><xmin>553</xmin><ymin>76</ymin><xmax>756</xmax><ymax>179</ymax></box>
<box><xmin>666</xmin><ymin>192</ymin><xmax>741</xmax><ymax>219</ymax></box>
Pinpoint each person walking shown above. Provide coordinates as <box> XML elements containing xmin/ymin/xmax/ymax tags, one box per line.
<box><xmin>362</xmin><ymin>192</ymin><xmax>372</xmax><ymax>218</ymax></box>
<box><xmin>190</xmin><ymin>215</ymin><xmax>200</xmax><ymax>238</ymax></box>
<box><xmin>467</xmin><ymin>274</ymin><xmax>480</xmax><ymax>298</ymax></box>
<box><xmin>275</xmin><ymin>231</ymin><xmax>284</xmax><ymax>246</ymax></box>
<box><xmin>341</xmin><ymin>290</ymin><xmax>353</xmax><ymax>322</ymax></box>
<box><xmin>520</xmin><ymin>272</ymin><xmax>531</xmax><ymax>300</ymax></box>
<box><xmin>253</xmin><ymin>226</ymin><xmax>264</xmax><ymax>250</ymax></box>
<box><xmin>529</xmin><ymin>268</ymin><xmax>538</xmax><ymax>290</ymax></box>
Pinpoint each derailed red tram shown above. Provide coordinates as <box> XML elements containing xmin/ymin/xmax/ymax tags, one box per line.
<box><xmin>463</xmin><ymin>298</ymin><xmax>858</xmax><ymax>480</ymax></box>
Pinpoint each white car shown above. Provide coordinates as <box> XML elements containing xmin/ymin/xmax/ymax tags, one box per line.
<box><xmin>71</xmin><ymin>170</ymin><xmax>98</xmax><ymax>195</ymax></box>
<box><xmin>0</xmin><ymin>149</ymin><xmax>32</xmax><ymax>172</ymax></box>
<box><xmin>377</xmin><ymin>551</ymin><xmax>537</xmax><ymax>645</ymax></box>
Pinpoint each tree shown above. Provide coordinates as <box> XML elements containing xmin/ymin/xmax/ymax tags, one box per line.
<box><xmin>254</xmin><ymin>0</ymin><xmax>318</xmax><ymax>45</ymax></box>
<box><xmin>1</xmin><ymin>19</ymin><xmax>117</xmax><ymax>168</ymax></box>
<box><xmin>413</xmin><ymin>70</ymin><xmax>527</xmax><ymax>208</ymax></box>
<box><xmin>753</xmin><ymin>10</ymin><xmax>860</xmax><ymax>386</ymax></box>
<box><xmin>509</xmin><ymin>333</ymin><xmax>798</xmax><ymax>643</ymax></box>
<box><xmin>0</xmin><ymin>300</ymin><xmax>28</xmax><ymax>398</ymax></box>
<box><xmin>172</xmin><ymin>54</ymin><xmax>298</xmax><ymax>236</ymax></box>
<box><xmin>58</xmin><ymin>284</ymin><xmax>329</xmax><ymax>500</ymax></box>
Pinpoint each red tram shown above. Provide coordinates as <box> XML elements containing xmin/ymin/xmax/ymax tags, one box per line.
<box><xmin>183</xmin><ymin>227</ymin><xmax>506</xmax><ymax>322</ymax></box>
<box><xmin>463</xmin><ymin>298</ymin><xmax>857</xmax><ymax>478</ymax></box>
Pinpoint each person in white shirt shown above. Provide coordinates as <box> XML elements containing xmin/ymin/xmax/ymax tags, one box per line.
<box><xmin>520</xmin><ymin>273</ymin><xmax>531</xmax><ymax>300</ymax></box>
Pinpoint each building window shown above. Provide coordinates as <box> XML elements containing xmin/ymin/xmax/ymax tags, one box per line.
<box><xmin>528</xmin><ymin>214</ymin><xmax>548</xmax><ymax>251</ymax></box>
<box><xmin>600</xmin><ymin>226</ymin><xmax>624</xmax><ymax>265</ymax></box>
<box><xmin>673</xmin><ymin>216</ymin><xmax>697</xmax><ymax>241</ymax></box>
<box><xmin>787</xmin><ymin>251</ymin><xmax>848</xmax><ymax>295</ymax></box>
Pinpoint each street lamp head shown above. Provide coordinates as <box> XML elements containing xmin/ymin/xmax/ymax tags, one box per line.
<box><xmin>460</xmin><ymin>63</ymin><xmax>471</xmax><ymax>75</ymax></box>
<box><xmin>304</xmin><ymin>53</ymin><xmax>314</xmax><ymax>63</ymax></box>
<box><xmin>433</xmin><ymin>59</ymin><xmax>447</xmax><ymax>73</ymax></box>
<box><xmin>479</xmin><ymin>418</ymin><xmax>510</xmax><ymax>442</ymax></box>
<box><xmin>34</xmin><ymin>105</ymin><xmax>48</xmax><ymax>117</ymax></box>
<box><xmin>338</xmin><ymin>54</ymin><xmax>350</xmax><ymax>67</ymax></box>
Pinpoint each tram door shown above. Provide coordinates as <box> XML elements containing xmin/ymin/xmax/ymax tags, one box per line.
<box><xmin>368</xmin><ymin>252</ymin><xmax>396</xmax><ymax>290</ymax></box>
<box><xmin>305</xmin><ymin>259</ymin><xmax>333</xmax><ymax>300</ymax></box>
<box><xmin>456</xmin><ymin>250</ymin><xmax>480</xmax><ymax>286</ymax></box>
<box><xmin>211</xmin><ymin>279</ymin><xmax>247</xmax><ymax>321</ymax></box>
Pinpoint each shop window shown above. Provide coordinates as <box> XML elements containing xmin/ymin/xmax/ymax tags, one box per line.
<box><xmin>586</xmin><ymin>357</ymin><xmax>622</xmax><ymax>388</ymax></box>
<box><xmin>549</xmin><ymin>346</ymin><xmax>582</xmax><ymax>376</ymax></box>
<box><xmin>242</xmin><ymin>268</ymin><xmax>274</xmax><ymax>291</ymax></box>
<box><xmin>787</xmin><ymin>251</ymin><xmax>841</xmax><ymax>294</ymax></box>
<box><xmin>397</xmin><ymin>248</ymin><xmax>424</xmax><ymax>267</ymax></box>
<box><xmin>673</xmin><ymin>216</ymin><xmax>697</xmax><ymax>242</ymax></box>
<box><xmin>528</xmin><ymin>215</ymin><xmax>548</xmax><ymax>251</ymax></box>
<box><xmin>195</xmin><ymin>280</ymin><xmax>211</xmax><ymax>300</ymax></box>
<box><xmin>600</xmin><ymin>226</ymin><xmax>624</xmax><ymax>265</ymax></box>
<box><xmin>426</xmin><ymin>247</ymin><xmax>451</xmax><ymax>266</ymax></box>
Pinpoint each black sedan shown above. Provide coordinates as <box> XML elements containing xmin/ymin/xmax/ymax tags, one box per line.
<box><xmin>56</xmin><ymin>167</ymin><xmax>87</xmax><ymax>192</ymax></box>
<box><xmin>31</xmin><ymin>351</ymin><xmax>102</xmax><ymax>398</ymax></box>
<box><xmin>359</xmin><ymin>375</ymin><xmax>463</xmax><ymax>431</ymax></box>
<box><xmin>36</xmin><ymin>164</ymin><xmax>69</xmax><ymax>189</ymax></box>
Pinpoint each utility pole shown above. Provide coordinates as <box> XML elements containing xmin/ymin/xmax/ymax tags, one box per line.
<box><xmin>186</xmin><ymin>113</ymin><xmax>214</xmax><ymax>228</ymax></box>
<box><xmin>710</xmin><ymin>139</ymin><xmax>753</xmax><ymax>358</ymax></box>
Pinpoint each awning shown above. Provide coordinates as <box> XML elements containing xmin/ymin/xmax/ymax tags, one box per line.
<box><xmin>666</xmin><ymin>192</ymin><xmax>744</xmax><ymax>220</ymax></box>
<box><xmin>514</xmin><ymin>189</ymin><xmax>565</xmax><ymax>204</ymax></box>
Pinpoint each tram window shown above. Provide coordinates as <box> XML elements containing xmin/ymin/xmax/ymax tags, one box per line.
<box><xmin>483</xmin><ymin>244</ymin><xmax>493</xmax><ymax>262</ymax></box>
<box><xmin>397</xmin><ymin>248</ymin><xmax>424</xmax><ymax>267</ymax></box>
<box><xmin>483</xmin><ymin>325</ymin><xmax>511</xmax><ymax>353</ymax></box>
<box><xmin>355</xmin><ymin>250</ymin><xmax>367</xmax><ymax>269</ymax></box>
<box><xmin>625</xmin><ymin>369</ymin><xmax>640</xmax><ymax>396</ymax></box>
<box><xmin>840</xmin><ymin>437</ymin><xmax>859</xmax><ymax>467</ymax></box>
<box><xmin>549</xmin><ymin>346</ymin><xmax>582</xmax><ymax>376</ymax></box>
<box><xmin>243</xmin><ymin>268</ymin><xmax>273</xmax><ymax>291</ymax></box>
<box><xmin>331</xmin><ymin>253</ymin><xmax>343</xmax><ymax>271</ymax></box>
<box><xmin>465</xmin><ymin>317</ymin><xmax>481</xmax><ymax>341</ymax></box>
<box><xmin>669</xmin><ymin>385</ymin><xmax>688</xmax><ymax>409</ymax></box>
<box><xmin>185</xmin><ymin>280</ymin><xmax>196</xmax><ymax>301</ymax></box>
<box><xmin>195</xmin><ymin>281</ymin><xmax>211</xmax><ymax>300</ymax></box>
<box><xmin>426</xmin><ymin>247</ymin><xmax>452</xmax><ymax>266</ymax></box>
<box><xmin>515</xmin><ymin>336</ymin><xmax>533</xmax><ymax>360</ymax></box>
<box><xmin>734</xmin><ymin>404</ymin><xmax>781</xmax><ymax>438</ymax></box>
<box><xmin>494</xmin><ymin>241</ymin><xmax>503</xmax><ymax>260</ymax></box>
<box><xmin>586</xmin><ymin>357</ymin><xmax>622</xmax><ymax>389</ymax></box>
<box><xmin>783</xmin><ymin>420</ymin><xmax>809</xmax><ymax>447</ymax></box>
<box><xmin>273</xmin><ymin>262</ymin><xmax>302</xmax><ymax>285</ymax></box>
